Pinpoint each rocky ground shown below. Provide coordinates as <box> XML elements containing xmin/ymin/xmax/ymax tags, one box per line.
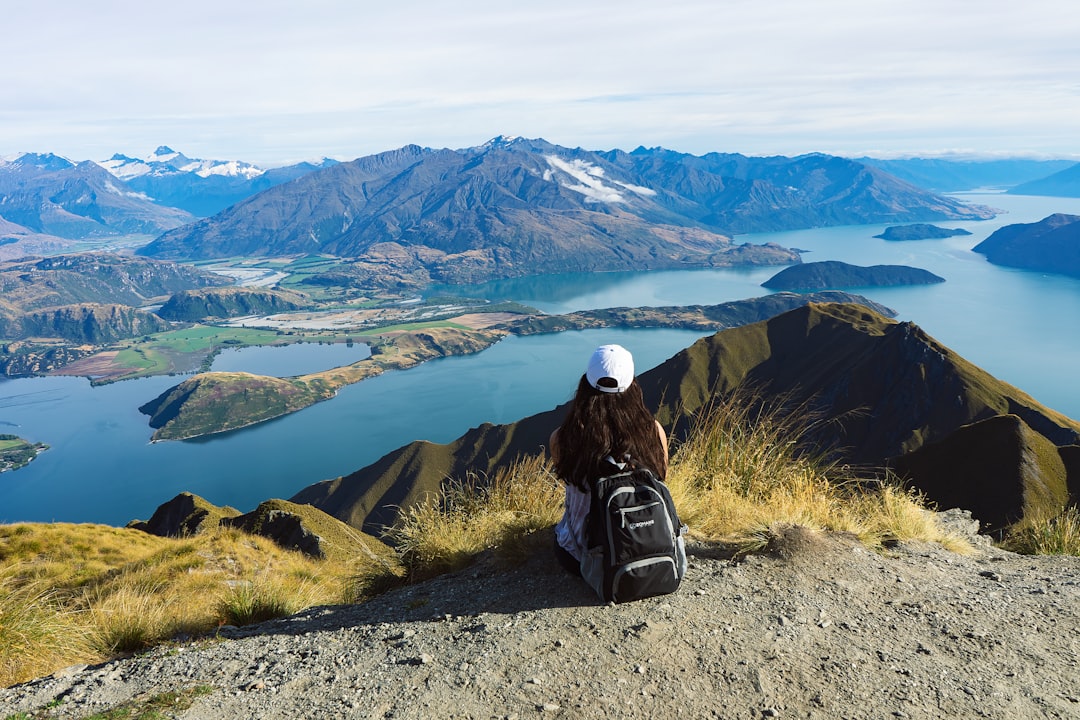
<box><xmin>3</xmin><ymin>511</ymin><xmax>1079</xmax><ymax>720</ymax></box>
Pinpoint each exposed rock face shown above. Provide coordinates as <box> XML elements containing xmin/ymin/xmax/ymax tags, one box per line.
<box><xmin>973</xmin><ymin>213</ymin><xmax>1080</xmax><ymax>279</ymax></box>
<box><xmin>293</xmin><ymin>303</ymin><xmax>1080</xmax><ymax>534</ymax></box>
<box><xmin>130</xmin><ymin>493</ymin><xmax>395</xmax><ymax>563</ymax></box>
<box><xmin>761</xmin><ymin>261</ymin><xmax>945</xmax><ymax>290</ymax></box>
<box><xmin>873</xmin><ymin>223</ymin><xmax>973</xmax><ymax>241</ymax></box>
<box><xmin>224</xmin><ymin>501</ymin><xmax>330</xmax><ymax>558</ymax></box>
<box><xmin>127</xmin><ymin>492</ymin><xmax>241</xmax><ymax>536</ymax></box>
<box><xmin>156</xmin><ymin>287</ymin><xmax>311</xmax><ymax>321</ymax></box>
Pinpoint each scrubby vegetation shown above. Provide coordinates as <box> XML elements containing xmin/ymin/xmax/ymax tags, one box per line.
<box><xmin>0</xmin><ymin>524</ymin><xmax>401</xmax><ymax>687</ymax></box>
<box><xmin>6</xmin><ymin>394</ymin><xmax>1075</xmax><ymax>689</ymax></box>
<box><xmin>1001</xmin><ymin>506</ymin><xmax>1080</xmax><ymax>555</ymax></box>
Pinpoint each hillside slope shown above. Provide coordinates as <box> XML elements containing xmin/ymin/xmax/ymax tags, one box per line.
<box><xmin>3</xmin><ymin>523</ymin><xmax>1078</xmax><ymax>719</ymax></box>
<box><xmin>293</xmin><ymin>303</ymin><xmax>1080</xmax><ymax>534</ymax></box>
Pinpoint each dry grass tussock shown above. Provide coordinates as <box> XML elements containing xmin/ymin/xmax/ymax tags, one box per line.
<box><xmin>3</xmin><ymin>394</ymin><xmax>1047</xmax><ymax>687</ymax></box>
<box><xmin>387</xmin><ymin>454</ymin><xmax>564</xmax><ymax>580</ymax></box>
<box><xmin>0</xmin><ymin>524</ymin><xmax>400</xmax><ymax>688</ymax></box>
<box><xmin>664</xmin><ymin>394</ymin><xmax>973</xmax><ymax>555</ymax></box>
<box><xmin>390</xmin><ymin>393</ymin><xmax>972</xmax><ymax>581</ymax></box>
<box><xmin>1001</xmin><ymin>506</ymin><xmax>1080</xmax><ymax>556</ymax></box>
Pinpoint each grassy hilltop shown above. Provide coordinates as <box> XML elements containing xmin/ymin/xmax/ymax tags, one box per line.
<box><xmin>5</xmin><ymin>380</ymin><xmax>1079</xmax><ymax>689</ymax></box>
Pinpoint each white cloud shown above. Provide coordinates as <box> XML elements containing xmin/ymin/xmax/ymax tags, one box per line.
<box><xmin>1</xmin><ymin>0</ymin><xmax>1079</xmax><ymax>162</ymax></box>
<box><xmin>545</xmin><ymin>156</ymin><xmax>625</xmax><ymax>203</ymax></box>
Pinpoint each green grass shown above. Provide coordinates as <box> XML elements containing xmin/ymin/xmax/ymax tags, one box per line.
<box><xmin>366</xmin><ymin>320</ymin><xmax>469</xmax><ymax>334</ymax></box>
<box><xmin>139</xmin><ymin>326</ymin><xmax>287</xmax><ymax>354</ymax></box>
<box><xmin>0</xmin><ymin>438</ymin><xmax>25</xmax><ymax>452</ymax></box>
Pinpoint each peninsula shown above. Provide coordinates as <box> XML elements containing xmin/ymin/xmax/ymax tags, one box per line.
<box><xmin>137</xmin><ymin>291</ymin><xmax>890</xmax><ymax>441</ymax></box>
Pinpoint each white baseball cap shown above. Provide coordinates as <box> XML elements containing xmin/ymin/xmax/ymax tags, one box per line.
<box><xmin>586</xmin><ymin>344</ymin><xmax>635</xmax><ymax>393</ymax></box>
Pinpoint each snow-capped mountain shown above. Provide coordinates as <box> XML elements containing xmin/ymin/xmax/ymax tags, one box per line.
<box><xmin>94</xmin><ymin>148</ymin><xmax>338</xmax><ymax>217</ymax></box>
<box><xmin>97</xmin><ymin>146</ymin><xmax>266</xmax><ymax>181</ymax></box>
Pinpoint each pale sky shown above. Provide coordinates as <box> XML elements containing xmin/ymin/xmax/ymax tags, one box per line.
<box><xmin>4</xmin><ymin>0</ymin><xmax>1079</xmax><ymax>166</ymax></box>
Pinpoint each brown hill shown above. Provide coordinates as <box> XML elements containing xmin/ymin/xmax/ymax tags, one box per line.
<box><xmin>156</xmin><ymin>287</ymin><xmax>312</xmax><ymax>321</ymax></box>
<box><xmin>293</xmin><ymin>303</ymin><xmax>1080</xmax><ymax>534</ymax></box>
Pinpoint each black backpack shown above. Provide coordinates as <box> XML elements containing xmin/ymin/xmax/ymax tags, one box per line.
<box><xmin>579</xmin><ymin>459</ymin><xmax>687</xmax><ymax>603</ymax></box>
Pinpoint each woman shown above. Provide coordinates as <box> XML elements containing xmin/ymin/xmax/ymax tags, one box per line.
<box><xmin>549</xmin><ymin>344</ymin><xmax>669</xmax><ymax>574</ymax></box>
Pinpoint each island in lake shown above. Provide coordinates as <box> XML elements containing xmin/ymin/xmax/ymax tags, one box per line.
<box><xmin>761</xmin><ymin>260</ymin><xmax>945</xmax><ymax>291</ymax></box>
<box><xmin>873</xmin><ymin>223</ymin><xmax>973</xmax><ymax>241</ymax></box>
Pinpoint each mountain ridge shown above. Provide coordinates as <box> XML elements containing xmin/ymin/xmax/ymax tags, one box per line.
<box><xmin>136</xmin><ymin>139</ymin><xmax>995</xmax><ymax>286</ymax></box>
<box><xmin>291</xmin><ymin>302</ymin><xmax>1080</xmax><ymax>535</ymax></box>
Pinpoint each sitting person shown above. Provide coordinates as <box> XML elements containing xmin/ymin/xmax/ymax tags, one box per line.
<box><xmin>548</xmin><ymin>344</ymin><xmax>669</xmax><ymax>574</ymax></box>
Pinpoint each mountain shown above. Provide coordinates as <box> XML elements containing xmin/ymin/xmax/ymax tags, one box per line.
<box><xmin>0</xmin><ymin>253</ymin><xmax>228</xmax><ymax>313</ymax></box>
<box><xmin>1008</xmin><ymin>162</ymin><xmax>1080</xmax><ymax>197</ymax></box>
<box><xmin>972</xmin><ymin>213</ymin><xmax>1080</xmax><ymax>278</ymax></box>
<box><xmin>155</xmin><ymin>287</ymin><xmax>313</xmax><ymax>321</ymax></box>
<box><xmin>137</xmin><ymin>139</ymin><xmax>994</xmax><ymax>285</ymax></box>
<box><xmin>0</xmin><ymin>153</ymin><xmax>194</xmax><ymax>238</ymax></box>
<box><xmin>291</xmin><ymin>303</ymin><xmax>1080</xmax><ymax>534</ymax></box>
<box><xmin>760</xmin><ymin>261</ymin><xmax>945</xmax><ymax>290</ymax></box>
<box><xmin>99</xmin><ymin>147</ymin><xmax>339</xmax><ymax>217</ymax></box>
<box><xmin>1</xmin><ymin>303</ymin><xmax>171</xmax><ymax>343</ymax></box>
<box><xmin>857</xmin><ymin>157</ymin><xmax>1076</xmax><ymax>191</ymax></box>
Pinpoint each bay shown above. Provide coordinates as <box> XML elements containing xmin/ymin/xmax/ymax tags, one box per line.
<box><xmin>2</xmin><ymin>192</ymin><xmax>1079</xmax><ymax>526</ymax></box>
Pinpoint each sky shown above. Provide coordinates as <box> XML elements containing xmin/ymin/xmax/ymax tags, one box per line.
<box><xmin>4</xmin><ymin>0</ymin><xmax>1079</xmax><ymax>166</ymax></box>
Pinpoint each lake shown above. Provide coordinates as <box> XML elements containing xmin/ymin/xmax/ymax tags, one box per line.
<box><xmin>2</xmin><ymin>192</ymin><xmax>1079</xmax><ymax>526</ymax></box>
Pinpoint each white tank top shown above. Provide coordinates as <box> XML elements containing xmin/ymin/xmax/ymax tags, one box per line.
<box><xmin>554</xmin><ymin>483</ymin><xmax>591</xmax><ymax>562</ymax></box>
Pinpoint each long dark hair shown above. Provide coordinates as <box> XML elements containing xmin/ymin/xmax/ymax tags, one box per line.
<box><xmin>554</xmin><ymin>375</ymin><xmax>667</xmax><ymax>489</ymax></box>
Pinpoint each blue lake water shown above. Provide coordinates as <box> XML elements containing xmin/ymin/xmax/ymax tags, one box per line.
<box><xmin>210</xmin><ymin>341</ymin><xmax>371</xmax><ymax>377</ymax></box>
<box><xmin>2</xmin><ymin>192</ymin><xmax>1079</xmax><ymax>526</ymax></box>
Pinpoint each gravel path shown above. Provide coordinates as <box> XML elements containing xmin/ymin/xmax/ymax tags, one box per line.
<box><xmin>4</xmin><ymin>513</ymin><xmax>1079</xmax><ymax>720</ymax></box>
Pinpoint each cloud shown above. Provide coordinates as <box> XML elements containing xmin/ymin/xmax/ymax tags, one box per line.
<box><xmin>2</xmin><ymin>0</ymin><xmax>1079</xmax><ymax>162</ymax></box>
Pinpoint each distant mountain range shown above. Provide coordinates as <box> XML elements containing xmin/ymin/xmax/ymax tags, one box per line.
<box><xmin>1008</xmin><ymin>163</ymin><xmax>1080</xmax><ymax>197</ymax></box>
<box><xmin>136</xmin><ymin>137</ymin><xmax>995</xmax><ymax>284</ymax></box>
<box><xmin>99</xmin><ymin>146</ymin><xmax>339</xmax><ymax>217</ymax></box>
<box><xmin>0</xmin><ymin>149</ymin><xmax>336</xmax><ymax>256</ymax></box>
<box><xmin>0</xmin><ymin>153</ymin><xmax>194</xmax><ymax>240</ymax></box>
<box><xmin>7</xmin><ymin>140</ymin><xmax>1080</xmax><ymax>289</ymax></box>
<box><xmin>857</xmin><ymin>157</ymin><xmax>1077</xmax><ymax>192</ymax></box>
